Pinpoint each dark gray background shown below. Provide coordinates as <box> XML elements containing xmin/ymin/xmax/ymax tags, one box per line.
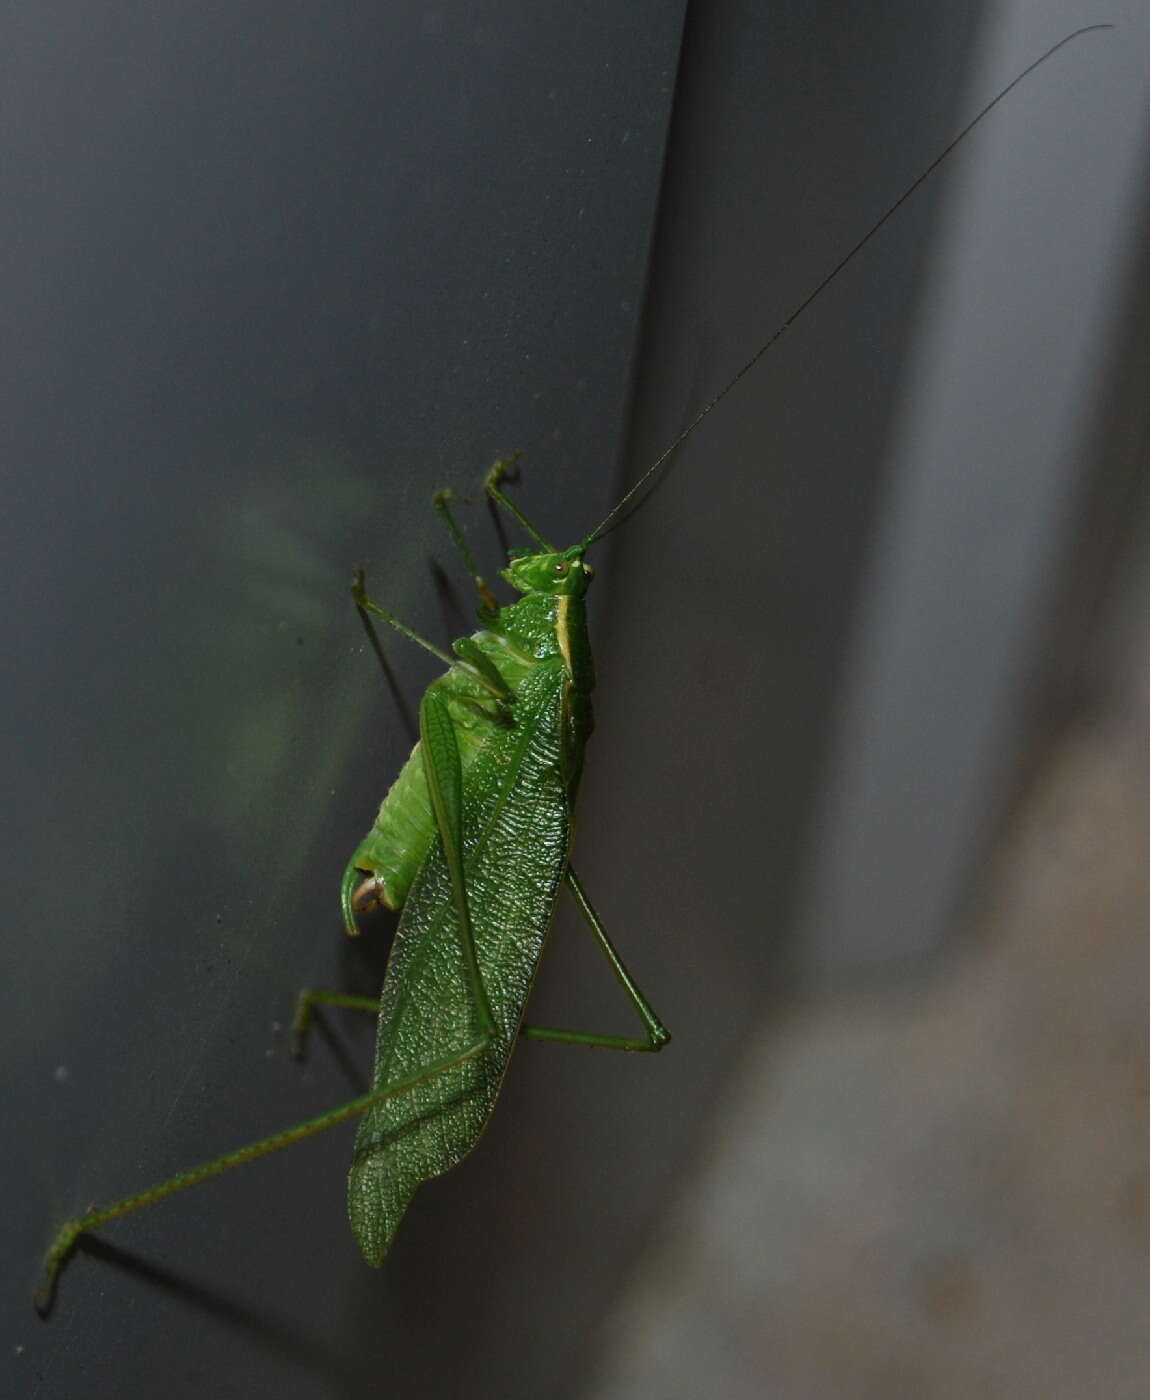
<box><xmin>6</xmin><ymin>1</ymin><xmax>1149</xmax><ymax>1396</ymax></box>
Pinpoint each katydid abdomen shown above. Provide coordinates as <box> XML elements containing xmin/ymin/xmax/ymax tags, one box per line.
<box><xmin>342</xmin><ymin>587</ymin><xmax>592</xmax><ymax>920</ymax></box>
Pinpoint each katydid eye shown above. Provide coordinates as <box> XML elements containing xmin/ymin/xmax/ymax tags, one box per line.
<box><xmin>554</xmin><ymin>561</ymin><xmax>568</xmax><ymax>575</ymax></box>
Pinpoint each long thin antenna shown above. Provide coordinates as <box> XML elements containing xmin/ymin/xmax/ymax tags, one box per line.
<box><xmin>584</xmin><ymin>23</ymin><xmax>1113</xmax><ymax>547</ymax></box>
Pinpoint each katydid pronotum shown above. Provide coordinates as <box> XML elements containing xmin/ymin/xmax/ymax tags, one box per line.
<box><xmin>36</xmin><ymin>25</ymin><xmax>1109</xmax><ymax>1312</ymax></box>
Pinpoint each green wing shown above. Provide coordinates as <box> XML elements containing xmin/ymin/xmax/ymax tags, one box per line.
<box><xmin>348</xmin><ymin>657</ymin><xmax>571</xmax><ymax>1264</ymax></box>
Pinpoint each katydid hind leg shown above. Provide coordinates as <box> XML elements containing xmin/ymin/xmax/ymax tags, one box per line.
<box><xmin>35</xmin><ymin>1034</ymin><xmax>491</xmax><ymax>1315</ymax></box>
<box><xmin>418</xmin><ymin>689</ymin><xmax>496</xmax><ymax>1040</ymax></box>
<box><xmin>519</xmin><ymin>865</ymin><xmax>670</xmax><ymax>1053</ymax></box>
<box><xmin>39</xmin><ymin>700</ymin><xmax>511</xmax><ymax>1316</ymax></box>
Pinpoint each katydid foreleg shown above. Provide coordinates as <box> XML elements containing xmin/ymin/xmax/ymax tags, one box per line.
<box><xmin>484</xmin><ymin>456</ymin><xmax>555</xmax><ymax>550</ymax></box>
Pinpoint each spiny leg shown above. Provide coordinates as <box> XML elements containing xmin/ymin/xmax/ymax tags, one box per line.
<box><xmin>519</xmin><ymin>865</ymin><xmax>670</xmax><ymax>1052</ymax></box>
<box><xmin>38</xmin><ymin>694</ymin><xmax>508</xmax><ymax>1311</ymax></box>
<box><xmin>352</xmin><ymin>567</ymin><xmax>456</xmax><ymax>667</ymax></box>
<box><xmin>433</xmin><ymin>489</ymin><xmax>498</xmax><ymax>613</ymax></box>
<box><xmin>35</xmin><ymin>1033</ymin><xmax>490</xmax><ymax>1315</ymax></box>
<box><xmin>353</xmin><ymin>570</ymin><xmax>510</xmax><ymax>708</ymax></box>
<box><xmin>484</xmin><ymin>456</ymin><xmax>555</xmax><ymax>551</ymax></box>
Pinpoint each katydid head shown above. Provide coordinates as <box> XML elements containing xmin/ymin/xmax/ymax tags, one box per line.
<box><xmin>501</xmin><ymin>545</ymin><xmax>592</xmax><ymax>598</ymax></box>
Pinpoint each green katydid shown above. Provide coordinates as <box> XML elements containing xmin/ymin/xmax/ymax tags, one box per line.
<box><xmin>36</xmin><ymin>459</ymin><xmax>668</xmax><ymax>1310</ymax></box>
<box><xmin>35</xmin><ymin>24</ymin><xmax>1108</xmax><ymax>1312</ymax></box>
<box><xmin>333</xmin><ymin>462</ymin><xmax>674</xmax><ymax>1264</ymax></box>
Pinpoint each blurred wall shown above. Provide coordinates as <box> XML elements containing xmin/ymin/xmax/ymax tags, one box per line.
<box><xmin>581</xmin><ymin>0</ymin><xmax>1150</xmax><ymax>1394</ymax></box>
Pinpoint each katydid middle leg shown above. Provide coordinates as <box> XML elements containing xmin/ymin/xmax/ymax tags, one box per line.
<box><xmin>519</xmin><ymin>866</ymin><xmax>670</xmax><ymax>1052</ymax></box>
<box><xmin>304</xmin><ymin>865</ymin><xmax>672</xmax><ymax>1056</ymax></box>
<box><xmin>291</xmin><ymin>988</ymin><xmax>380</xmax><ymax>1059</ymax></box>
<box><xmin>351</xmin><ymin>567</ymin><xmax>456</xmax><ymax>667</ymax></box>
<box><xmin>433</xmin><ymin>488</ymin><xmax>499</xmax><ymax>612</ymax></box>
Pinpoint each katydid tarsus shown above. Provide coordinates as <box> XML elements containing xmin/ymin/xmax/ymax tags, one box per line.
<box><xmin>36</xmin><ymin>25</ymin><xmax>1109</xmax><ymax>1312</ymax></box>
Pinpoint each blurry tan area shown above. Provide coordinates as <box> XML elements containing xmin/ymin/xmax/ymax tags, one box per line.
<box><xmin>584</xmin><ymin>632</ymin><xmax>1150</xmax><ymax>1396</ymax></box>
